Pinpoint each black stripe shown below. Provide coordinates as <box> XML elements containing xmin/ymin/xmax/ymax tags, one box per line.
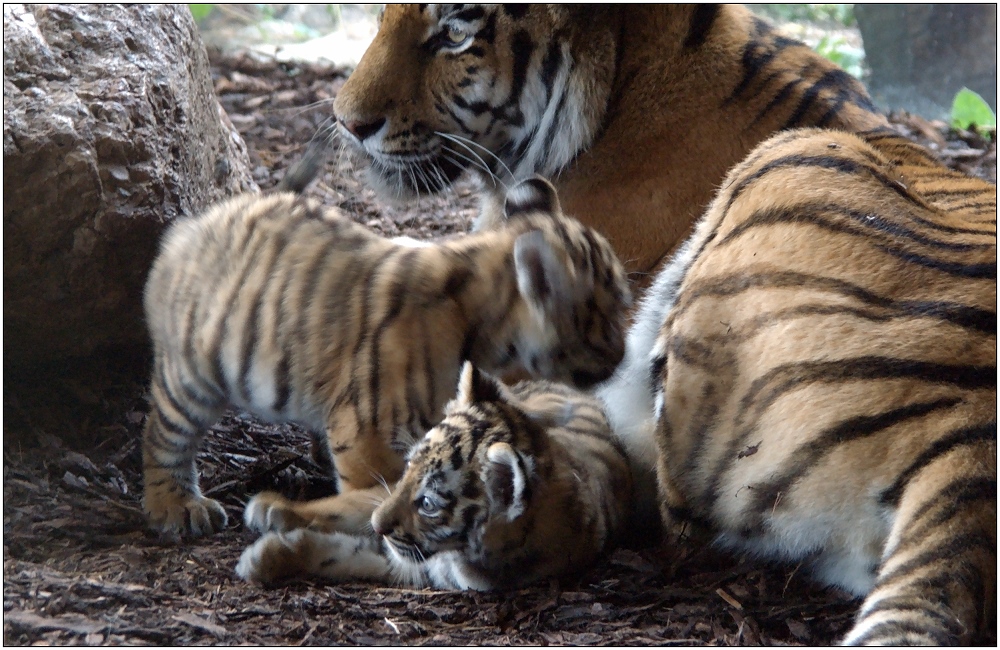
<box><xmin>153</xmin><ymin>378</ymin><xmax>203</xmax><ymax>434</ymax></box>
<box><xmin>782</xmin><ymin>69</ymin><xmax>874</xmax><ymax>129</ymax></box>
<box><xmin>502</xmin><ymin>4</ymin><xmax>528</xmax><ymax>19</ymax></box>
<box><xmin>873</xmin><ymin>530</ymin><xmax>995</xmax><ymax>591</ymax></box>
<box><xmin>920</xmin><ymin>186</ymin><xmax>994</xmax><ymax>199</ymax></box>
<box><xmin>692</xmin><ymin>358</ymin><xmax>997</xmax><ymax>503</ymax></box>
<box><xmin>538</xmin><ymin>83</ymin><xmax>569</xmax><ymax>168</ymax></box>
<box><xmin>907</xmin><ymin>212</ymin><xmax>997</xmax><ymax>235</ymax></box>
<box><xmin>148</xmin><ymin>408</ymin><xmax>194</xmax><ymax>451</ymax></box>
<box><xmin>750</xmin><ymin>78</ymin><xmax>800</xmax><ymax>127</ymax></box>
<box><xmin>883</xmin><ymin>246</ymin><xmax>996</xmax><ymax>279</ymax></box>
<box><xmin>672</xmin><ymin>269</ymin><xmax>998</xmax><ymax>335</ymax></box>
<box><xmin>857</xmin><ymin>598</ymin><xmax>966</xmax><ymax>638</ymax></box>
<box><xmin>698</xmin><ymin>302</ymin><xmax>995</xmax><ymax>355</ymax></box>
<box><xmin>741</xmin><ymin>358</ymin><xmax>995</xmax><ymax>414</ymax></box>
<box><xmin>367</xmin><ymin>250</ymin><xmax>416</xmax><ymax>436</ymax></box>
<box><xmin>901</xmin><ymin>476</ymin><xmax>997</xmax><ymax>542</ymax></box>
<box><xmin>508</xmin><ymin>30</ymin><xmax>533</xmax><ymax>97</ymax></box>
<box><xmin>724</xmin><ymin>32</ymin><xmax>802</xmax><ymax>106</ymax></box>
<box><xmin>724</xmin><ymin>154</ymin><xmax>926</xmax><ymax>215</ymax></box>
<box><xmin>682</xmin><ymin>4</ymin><xmax>719</xmax><ymax>50</ymax></box>
<box><xmin>451</xmin><ymin>6</ymin><xmax>484</xmax><ymax>22</ymax></box>
<box><xmin>742</xmin><ymin>398</ymin><xmax>962</xmax><ymax>520</ymax></box>
<box><xmin>720</xmin><ymin>201</ymin><xmax>994</xmax><ymax>252</ymax></box>
<box><xmin>539</xmin><ymin>37</ymin><xmax>562</xmax><ymax>94</ymax></box>
<box><xmin>942</xmin><ymin>200</ymin><xmax>997</xmax><ymax>213</ymax></box>
<box><xmin>849</xmin><ymin>620</ymin><xmax>954</xmax><ymax>646</ymax></box>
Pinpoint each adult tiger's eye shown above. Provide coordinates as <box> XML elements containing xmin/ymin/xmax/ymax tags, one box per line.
<box><xmin>446</xmin><ymin>25</ymin><xmax>469</xmax><ymax>45</ymax></box>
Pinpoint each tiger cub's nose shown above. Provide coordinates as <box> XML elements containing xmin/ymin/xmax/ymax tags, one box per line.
<box><xmin>340</xmin><ymin>117</ymin><xmax>386</xmax><ymax>142</ymax></box>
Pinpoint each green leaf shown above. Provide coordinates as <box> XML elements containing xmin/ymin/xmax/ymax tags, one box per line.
<box><xmin>814</xmin><ymin>35</ymin><xmax>865</xmax><ymax>79</ymax></box>
<box><xmin>950</xmin><ymin>88</ymin><xmax>997</xmax><ymax>132</ymax></box>
<box><xmin>189</xmin><ymin>4</ymin><xmax>214</xmax><ymax>22</ymax></box>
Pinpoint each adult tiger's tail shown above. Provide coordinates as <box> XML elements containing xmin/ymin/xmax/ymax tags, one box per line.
<box><xmin>843</xmin><ymin>128</ymin><xmax>997</xmax><ymax>645</ymax></box>
<box><xmin>844</xmin><ymin>421</ymin><xmax>996</xmax><ymax>644</ymax></box>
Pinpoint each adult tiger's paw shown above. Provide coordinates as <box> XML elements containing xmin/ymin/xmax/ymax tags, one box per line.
<box><xmin>144</xmin><ymin>491</ymin><xmax>228</xmax><ymax>538</ymax></box>
<box><xmin>244</xmin><ymin>491</ymin><xmax>311</xmax><ymax>534</ymax></box>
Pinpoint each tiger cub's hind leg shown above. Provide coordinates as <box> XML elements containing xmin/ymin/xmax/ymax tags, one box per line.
<box><xmin>142</xmin><ymin>369</ymin><xmax>227</xmax><ymax>537</ymax></box>
<box><xmin>842</xmin><ymin>434</ymin><xmax>996</xmax><ymax>645</ymax></box>
<box><xmin>236</xmin><ymin>528</ymin><xmax>391</xmax><ymax>586</ymax></box>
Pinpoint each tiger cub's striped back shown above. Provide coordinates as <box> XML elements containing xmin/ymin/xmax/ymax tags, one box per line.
<box><xmin>236</xmin><ymin>363</ymin><xmax>633</xmax><ymax>590</ymax></box>
<box><xmin>603</xmin><ymin>127</ymin><xmax>995</xmax><ymax>645</ymax></box>
<box><xmin>141</xmin><ymin>176</ymin><xmax>631</xmax><ymax>538</ymax></box>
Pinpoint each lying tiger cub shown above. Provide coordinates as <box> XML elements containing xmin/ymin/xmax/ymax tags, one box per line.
<box><xmin>140</xmin><ymin>176</ymin><xmax>631</xmax><ymax>539</ymax></box>
<box><xmin>236</xmin><ymin>363</ymin><xmax>633</xmax><ymax>589</ymax></box>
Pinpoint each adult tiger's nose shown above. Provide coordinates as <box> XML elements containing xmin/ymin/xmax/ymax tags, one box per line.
<box><xmin>340</xmin><ymin>116</ymin><xmax>386</xmax><ymax>142</ymax></box>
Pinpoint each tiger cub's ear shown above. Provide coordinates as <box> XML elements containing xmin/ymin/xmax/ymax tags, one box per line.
<box><xmin>448</xmin><ymin>362</ymin><xmax>512</xmax><ymax>413</ymax></box>
<box><xmin>514</xmin><ymin>230</ymin><xmax>573</xmax><ymax>314</ymax></box>
<box><xmin>504</xmin><ymin>176</ymin><xmax>561</xmax><ymax>218</ymax></box>
<box><xmin>483</xmin><ymin>442</ymin><xmax>532</xmax><ymax>521</ymax></box>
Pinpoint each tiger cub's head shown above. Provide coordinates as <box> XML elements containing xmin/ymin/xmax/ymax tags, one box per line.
<box><xmin>371</xmin><ymin>364</ymin><xmax>568</xmax><ymax>586</ymax></box>
<box><xmin>502</xmin><ymin>177</ymin><xmax>631</xmax><ymax>387</ymax></box>
<box><xmin>334</xmin><ymin>4</ymin><xmax>611</xmax><ymax>199</ymax></box>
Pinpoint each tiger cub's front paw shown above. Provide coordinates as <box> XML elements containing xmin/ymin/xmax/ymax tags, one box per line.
<box><xmin>244</xmin><ymin>491</ymin><xmax>311</xmax><ymax>534</ymax></box>
<box><xmin>144</xmin><ymin>490</ymin><xmax>228</xmax><ymax>538</ymax></box>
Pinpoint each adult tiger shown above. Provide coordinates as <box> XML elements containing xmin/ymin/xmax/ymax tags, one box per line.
<box><xmin>332</xmin><ymin>4</ymin><xmax>887</xmax><ymax>281</ymax></box>
<box><xmin>601</xmin><ymin>127</ymin><xmax>996</xmax><ymax>644</ymax></box>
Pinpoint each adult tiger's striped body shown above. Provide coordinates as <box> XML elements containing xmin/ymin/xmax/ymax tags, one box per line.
<box><xmin>141</xmin><ymin>177</ymin><xmax>631</xmax><ymax>538</ymax></box>
<box><xmin>237</xmin><ymin>363</ymin><xmax>632</xmax><ymax>590</ymax></box>
<box><xmin>333</xmin><ymin>4</ymin><xmax>887</xmax><ymax>279</ymax></box>
<box><xmin>601</xmin><ymin>127</ymin><xmax>996</xmax><ymax>644</ymax></box>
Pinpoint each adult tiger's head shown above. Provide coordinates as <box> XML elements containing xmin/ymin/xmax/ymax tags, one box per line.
<box><xmin>333</xmin><ymin>4</ymin><xmax>612</xmax><ymax>199</ymax></box>
<box><xmin>333</xmin><ymin>5</ymin><xmax>888</xmax><ymax>277</ymax></box>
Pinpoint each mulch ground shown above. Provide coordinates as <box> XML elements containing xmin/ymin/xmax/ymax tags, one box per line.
<box><xmin>4</xmin><ymin>50</ymin><xmax>996</xmax><ymax>646</ymax></box>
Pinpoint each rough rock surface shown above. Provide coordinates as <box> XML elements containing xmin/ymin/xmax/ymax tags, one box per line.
<box><xmin>3</xmin><ymin>4</ymin><xmax>255</xmax><ymax>368</ymax></box>
<box><xmin>855</xmin><ymin>4</ymin><xmax>997</xmax><ymax>119</ymax></box>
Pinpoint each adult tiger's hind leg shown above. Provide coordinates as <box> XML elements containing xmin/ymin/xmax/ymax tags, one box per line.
<box><xmin>842</xmin><ymin>428</ymin><xmax>996</xmax><ymax>645</ymax></box>
<box><xmin>142</xmin><ymin>370</ymin><xmax>227</xmax><ymax>537</ymax></box>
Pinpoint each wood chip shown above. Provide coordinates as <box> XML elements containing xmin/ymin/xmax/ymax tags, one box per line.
<box><xmin>5</xmin><ymin>611</ymin><xmax>106</xmax><ymax>635</ymax></box>
<box><xmin>715</xmin><ymin>588</ymin><xmax>743</xmax><ymax>610</ymax></box>
<box><xmin>171</xmin><ymin>613</ymin><xmax>228</xmax><ymax>637</ymax></box>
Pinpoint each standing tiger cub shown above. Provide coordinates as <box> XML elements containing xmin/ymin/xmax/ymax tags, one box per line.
<box><xmin>237</xmin><ymin>363</ymin><xmax>633</xmax><ymax>590</ymax></box>
<box><xmin>141</xmin><ymin>176</ymin><xmax>631</xmax><ymax>538</ymax></box>
<box><xmin>601</xmin><ymin>127</ymin><xmax>996</xmax><ymax>645</ymax></box>
<box><xmin>334</xmin><ymin>4</ymin><xmax>888</xmax><ymax>279</ymax></box>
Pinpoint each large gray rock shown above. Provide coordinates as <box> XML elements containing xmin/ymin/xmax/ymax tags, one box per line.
<box><xmin>3</xmin><ymin>4</ymin><xmax>256</xmax><ymax>368</ymax></box>
<box><xmin>856</xmin><ymin>4</ymin><xmax>997</xmax><ymax>119</ymax></box>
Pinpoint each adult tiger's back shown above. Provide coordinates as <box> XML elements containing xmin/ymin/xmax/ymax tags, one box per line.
<box><xmin>606</xmin><ymin>127</ymin><xmax>995</xmax><ymax>644</ymax></box>
<box><xmin>333</xmin><ymin>4</ymin><xmax>887</xmax><ymax>279</ymax></box>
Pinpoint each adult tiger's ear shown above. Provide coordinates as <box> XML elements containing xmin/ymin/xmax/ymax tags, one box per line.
<box><xmin>504</xmin><ymin>175</ymin><xmax>561</xmax><ymax>219</ymax></box>
<box><xmin>482</xmin><ymin>442</ymin><xmax>533</xmax><ymax>521</ymax></box>
<box><xmin>448</xmin><ymin>362</ymin><xmax>512</xmax><ymax>412</ymax></box>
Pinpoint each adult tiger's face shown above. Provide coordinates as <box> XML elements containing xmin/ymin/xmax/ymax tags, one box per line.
<box><xmin>333</xmin><ymin>4</ymin><xmax>611</xmax><ymax>199</ymax></box>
